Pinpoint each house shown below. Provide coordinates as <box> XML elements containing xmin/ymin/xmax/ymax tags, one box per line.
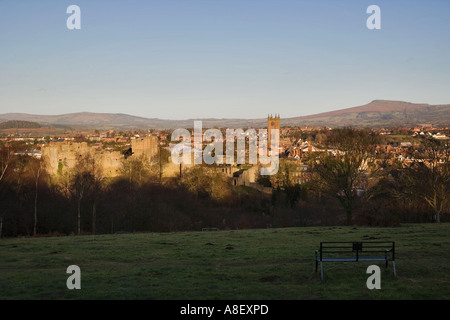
<box><xmin>232</xmin><ymin>166</ymin><xmax>258</xmax><ymax>187</ymax></box>
<box><xmin>14</xmin><ymin>150</ymin><xmax>41</xmax><ymax>159</ymax></box>
<box><xmin>433</xmin><ymin>133</ymin><xmax>449</xmax><ymax>140</ymax></box>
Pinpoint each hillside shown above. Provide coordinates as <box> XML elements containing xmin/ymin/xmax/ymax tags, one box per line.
<box><xmin>0</xmin><ymin>120</ymin><xmax>41</xmax><ymax>129</ymax></box>
<box><xmin>1</xmin><ymin>100</ymin><xmax>449</xmax><ymax>129</ymax></box>
<box><xmin>0</xmin><ymin>112</ymin><xmax>155</xmax><ymax>128</ymax></box>
<box><xmin>282</xmin><ymin>100</ymin><xmax>450</xmax><ymax>127</ymax></box>
<box><xmin>0</xmin><ymin>112</ymin><xmax>266</xmax><ymax>129</ymax></box>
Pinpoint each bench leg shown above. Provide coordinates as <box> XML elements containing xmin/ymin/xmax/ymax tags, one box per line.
<box><xmin>315</xmin><ymin>260</ymin><xmax>318</xmax><ymax>273</ymax></box>
<box><xmin>320</xmin><ymin>261</ymin><xmax>324</xmax><ymax>281</ymax></box>
<box><xmin>392</xmin><ymin>261</ymin><xmax>397</xmax><ymax>277</ymax></box>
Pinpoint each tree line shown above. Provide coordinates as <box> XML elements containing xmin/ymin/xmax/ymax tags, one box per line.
<box><xmin>0</xmin><ymin>120</ymin><xmax>41</xmax><ymax>129</ymax></box>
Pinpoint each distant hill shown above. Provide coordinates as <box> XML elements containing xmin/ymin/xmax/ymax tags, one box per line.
<box><xmin>0</xmin><ymin>120</ymin><xmax>41</xmax><ymax>129</ymax></box>
<box><xmin>0</xmin><ymin>112</ymin><xmax>154</xmax><ymax>128</ymax></box>
<box><xmin>282</xmin><ymin>100</ymin><xmax>450</xmax><ymax>128</ymax></box>
<box><xmin>1</xmin><ymin>100</ymin><xmax>449</xmax><ymax>129</ymax></box>
<box><xmin>0</xmin><ymin>112</ymin><xmax>265</xmax><ymax>129</ymax></box>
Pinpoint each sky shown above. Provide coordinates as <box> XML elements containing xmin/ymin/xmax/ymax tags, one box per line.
<box><xmin>1</xmin><ymin>0</ymin><xmax>450</xmax><ymax>120</ymax></box>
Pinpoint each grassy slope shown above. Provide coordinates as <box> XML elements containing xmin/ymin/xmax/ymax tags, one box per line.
<box><xmin>1</xmin><ymin>223</ymin><xmax>449</xmax><ymax>300</ymax></box>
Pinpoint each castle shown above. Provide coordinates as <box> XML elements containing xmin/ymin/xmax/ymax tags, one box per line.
<box><xmin>41</xmin><ymin>115</ymin><xmax>279</xmax><ymax>181</ymax></box>
<box><xmin>41</xmin><ymin>136</ymin><xmax>159</xmax><ymax>177</ymax></box>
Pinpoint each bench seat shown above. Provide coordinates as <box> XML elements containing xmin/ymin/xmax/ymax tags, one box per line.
<box><xmin>315</xmin><ymin>241</ymin><xmax>396</xmax><ymax>280</ymax></box>
<box><xmin>317</xmin><ymin>256</ymin><xmax>387</xmax><ymax>262</ymax></box>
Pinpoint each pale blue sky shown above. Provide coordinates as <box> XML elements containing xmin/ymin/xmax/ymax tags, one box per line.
<box><xmin>1</xmin><ymin>0</ymin><xmax>449</xmax><ymax>119</ymax></box>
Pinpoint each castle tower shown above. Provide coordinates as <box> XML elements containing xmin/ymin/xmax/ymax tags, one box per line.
<box><xmin>267</xmin><ymin>114</ymin><xmax>280</xmax><ymax>148</ymax></box>
<box><xmin>131</xmin><ymin>136</ymin><xmax>159</xmax><ymax>158</ymax></box>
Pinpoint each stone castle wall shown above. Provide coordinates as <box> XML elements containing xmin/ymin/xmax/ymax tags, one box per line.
<box><xmin>41</xmin><ymin>136</ymin><xmax>159</xmax><ymax>177</ymax></box>
<box><xmin>131</xmin><ymin>136</ymin><xmax>159</xmax><ymax>158</ymax></box>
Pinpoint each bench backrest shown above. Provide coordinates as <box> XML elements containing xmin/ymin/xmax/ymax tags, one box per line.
<box><xmin>319</xmin><ymin>241</ymin><xmax>395</xmax><ymax>261</ymax></box>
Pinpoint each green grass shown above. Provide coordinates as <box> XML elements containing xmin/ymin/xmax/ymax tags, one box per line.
<box><xmin>1</xmin><ymin>223</ymin><xmax>449</xmax><ymax>300</ymax></box>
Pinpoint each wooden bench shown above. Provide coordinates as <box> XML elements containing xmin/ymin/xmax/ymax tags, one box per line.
<box><xmin>315</xmin><ymin>241</ymin><xmax>396</xmax><ymax>280</ymax></box>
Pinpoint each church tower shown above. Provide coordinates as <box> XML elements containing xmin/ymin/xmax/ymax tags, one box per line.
<box><xmin>267</xmin><ymin>114</ymin><xmax>280</xmax><ymax>148</ymax></box>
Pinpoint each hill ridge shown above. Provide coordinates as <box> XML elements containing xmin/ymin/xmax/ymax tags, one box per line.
<box><xmin>1</xmin><ymin>100</ymin><xmax>449</xmax><ymax>129</ymax></box>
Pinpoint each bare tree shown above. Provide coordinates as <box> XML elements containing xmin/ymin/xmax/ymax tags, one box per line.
<box><xmin>0</xmin><ymin>145</ymin><xmax>12</xmax><ymax>238</ymax></box>
<box><xmin>400</xmin><ymin>139</ymin><xmax>450</xmax><ymax>222</ymax></box>
<box><xmin>152</xmin><ymin>146</ymin><xmax>170</xmax><ymax>184</ymax></box>
<box><xmin>120</xmin><ymin>154</ymin><xmax>151</xmax><ymax>186</ymax></box>
<box><xmin>181</xmin><ymin>166</ymin><xmax>231</xmax><ymax>203</ymax></box>
<box><xmin>29</xmin><ymin>158</ymin><xmax>45</xmax><ymax>236</ymax></box>
<box><xmin>181</xmin><ymin>166</ymin><xmax>213</xmax><ymax>201</ymax></box>
<box><xmin>86</xmin><ymin>155</ymin><xmax>104</xmax><ymax>235</ymax></box>
<box><xmin>0</xmin><ymin>146</ymin><xmax>10</xmax><ymax>183</ymax></box>
<box><xmin>71</xmin><ymin>153</ymin><xmax>96</xmax><ymax>235</ymax></box>
<box><xmin>310</xmin><ymin>128</ymin><xmax>378</xmax><ymax>224</ymax></box>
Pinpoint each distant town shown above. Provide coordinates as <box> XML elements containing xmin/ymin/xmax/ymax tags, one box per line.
<box><xmin>1</xmin><ymin>115</ymin><xmax>449</xmax><ymax>237</ymax></box>
<box><xmin>2</xmin><ymin>117</ymin><xmax>449</xmax><ymax>185</ymax></box>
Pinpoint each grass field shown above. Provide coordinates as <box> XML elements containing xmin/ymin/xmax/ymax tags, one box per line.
<box><xmin>1</xmin><ymin>223</ymin><xmax>449</xmax><ymax>300</ymax></box>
